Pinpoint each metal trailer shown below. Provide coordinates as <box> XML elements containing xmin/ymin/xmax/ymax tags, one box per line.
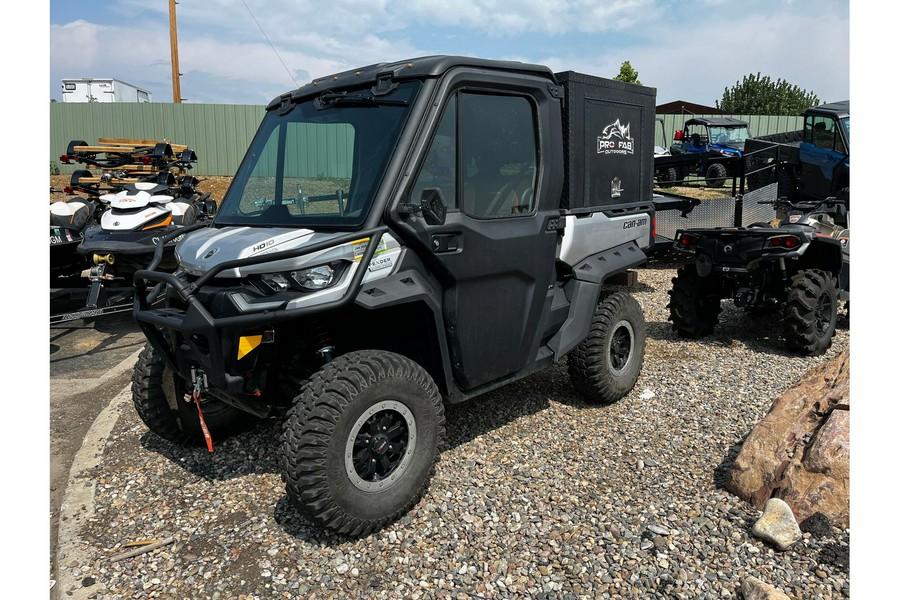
<box><xmin>60</xmin><ymin>78</ymin><xmax>152</xmax><ymax>103</ymax></box>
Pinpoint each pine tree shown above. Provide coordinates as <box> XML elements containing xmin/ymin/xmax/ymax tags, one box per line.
<box><xmin>613</xmin><ymin>61</ymin><xmax>642</xmax><ymax>86</ymax></box>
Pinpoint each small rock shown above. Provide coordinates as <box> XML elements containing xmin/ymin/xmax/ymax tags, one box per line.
<box><xmin>751</xmin><ymin>498</ymin><xmax>802</xmax><ymax>551</ymax></box>
<box><xmin>742</xmin><ymin>575</ymin><xmax>792</xmax><ymax>600</ymax></box>
<box><xmin>647</xmin><ymin>524</ymin><xmax>670</xmax><ymax>536</ymax></box>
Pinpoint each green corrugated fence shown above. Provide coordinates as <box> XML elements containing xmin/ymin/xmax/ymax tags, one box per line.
<box><xmin>654</xmin><ymin>114</ymin><xmax>804</xmax><ymax>148</ymax></box>
<box><xmin>50</xmin><ymin>102</ymin><xmax>806</xmax><ymax>177</ymax></box>
<box><xmin>50</xmin><ymin>102</ymin><xmax>265</xmax><ymax>177</ymax></box>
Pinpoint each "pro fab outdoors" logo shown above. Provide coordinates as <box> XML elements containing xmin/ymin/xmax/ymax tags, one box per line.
<box><xmin>597</xmin><ymin>119</ymin><xmax>634</xmax><ymax>155</ymax></box>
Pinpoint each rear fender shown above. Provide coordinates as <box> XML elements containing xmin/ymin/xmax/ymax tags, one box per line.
<box><xmin>794</xmin><ymin>238</ymin><xmax>844</xmax><ymax>279</ymax></box>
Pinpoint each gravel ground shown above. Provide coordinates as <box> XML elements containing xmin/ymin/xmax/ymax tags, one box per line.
<box><xmin>58</xmin><ymin>256</ymin><xmax>850</xmax><ymax>599</ymax></box>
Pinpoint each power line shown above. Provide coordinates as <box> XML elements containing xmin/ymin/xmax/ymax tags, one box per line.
<box><xmin>239</xmin><ymin>0</ymin><xmax>299</xmax><ymax>89</ymax></box>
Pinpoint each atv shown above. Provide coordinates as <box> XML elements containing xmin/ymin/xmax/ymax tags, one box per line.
<box><xmin>131</xmin><ymin>56</ymin><xmax>659</xmax><ymax>536</ymax></box>
<box><xmin>667</xmin><ymin>194</ymin><xmax>848</xmax><ymax>355</ymax></box>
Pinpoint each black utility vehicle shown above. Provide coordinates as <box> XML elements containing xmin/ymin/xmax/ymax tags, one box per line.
<box><xmin>744</xmin><ymin>101</ymin><xmax>849</xmax><ymax>201</ymax></box>
<box><xmin>131</xmin><ymin>56</ymin><xmax>658</xmax><ymax>535</ymax></box>
<box><xmin>668</xmin><ymin>194</ymin><xmax>848</xmax><ymax>355</ymax></box>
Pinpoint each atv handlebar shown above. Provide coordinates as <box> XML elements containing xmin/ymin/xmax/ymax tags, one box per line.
<box><xmin>758</xmin><ymin>196</ymin><xmax>847</xmax><ymax>212</ymax></box>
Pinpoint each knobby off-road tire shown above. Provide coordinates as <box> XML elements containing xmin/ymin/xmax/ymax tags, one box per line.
<box><xmin>279</xmin><ymin>350</ymin><xmax>445</xmax><ymax>537</ymax></box>
<box><xmin>783</xmin><ymin>269</ymin><xmax>838</xmax><ymax>356</ymax></box>
<box><xmin>131</xmin><ymin>343</ymin><xmax>252</xmax><ymax>446</ymax></box>
<box><xmin>567</xmin><ymin>292</ymin><xmax>646</xmax><ymax>404</ymax></box>
<box><xmin>656</xmin><ymin>167</ymin><xmax>679</xmax><ymax>188</ymax></box>
<box><xmin>705</xmin><ymin>162</ymin><xmax>728</xmax><ymax>188</ymax></box>
<box><xmin>668</xmin><ymin>266</ymin><xmax>723</xmax><ymax>338</ymax></box>
<box><xmin>745</xmin><ymin>157</ymin><xmax>777</xmax><ymax>192</ymax></box>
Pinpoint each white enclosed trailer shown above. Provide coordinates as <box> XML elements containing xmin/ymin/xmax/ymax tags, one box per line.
<box><xmin>60</xmin><ymin>78</ymin><xmax>152</xmax><ymax>103</ymax></box>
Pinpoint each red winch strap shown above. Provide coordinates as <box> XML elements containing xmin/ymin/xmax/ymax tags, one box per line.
<box><xmin>193</xmin><ymin>390</ymin><xmax>214</xmax><ymax>453</ymax></box>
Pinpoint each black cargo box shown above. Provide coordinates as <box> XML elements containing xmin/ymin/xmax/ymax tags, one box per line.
<box><xmin>555</xmin><ymin>71</ymin><xmax>656</xmax><ymax>212</ymax></box>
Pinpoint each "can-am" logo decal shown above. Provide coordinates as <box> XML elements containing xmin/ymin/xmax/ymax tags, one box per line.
<box><xmin>597</xmin><ymin>119</ymin><xmax>634</xmax><ymax>155</ymax></box>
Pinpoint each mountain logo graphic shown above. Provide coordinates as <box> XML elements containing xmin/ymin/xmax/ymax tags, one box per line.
<box><xmin>597</xmin><ymin>119</ymin><xmax>635</xmax><ymax>155</ymax></box>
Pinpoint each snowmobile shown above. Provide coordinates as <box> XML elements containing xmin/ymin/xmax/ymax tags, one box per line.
<box><xmin>667</xmin><ymin>193</ymin><xmax>848</xmax><ymax>355</ymax></box>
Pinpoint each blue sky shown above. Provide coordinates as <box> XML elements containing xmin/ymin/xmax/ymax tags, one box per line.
<box><xmin>49</xmin><ymin>0</ymin><xmax>850</xmax><ymax>107</ymax></box>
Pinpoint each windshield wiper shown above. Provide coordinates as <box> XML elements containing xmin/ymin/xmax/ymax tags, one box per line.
<box><xmin>315</xmin><ymin>91</ymin><xmax>407</xmax><ymax>110</ymax></box>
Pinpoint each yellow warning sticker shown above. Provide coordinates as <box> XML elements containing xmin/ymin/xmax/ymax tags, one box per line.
<box><xmin>351</xmin><ymin>237</ymin><xmax>388</xmax><ymax>261</ymax></box>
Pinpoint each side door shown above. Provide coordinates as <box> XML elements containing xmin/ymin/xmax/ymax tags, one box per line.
<box><xmin>393</xmin><ymin>73</ymin><xmax>562</xmax><ymax>391</ymax></box>
<box><xmin>799</xmin><ymin>113</ymin><xmax>849</xmax><ymax>198</ymax></box>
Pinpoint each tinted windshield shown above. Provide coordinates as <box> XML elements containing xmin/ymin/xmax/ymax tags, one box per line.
<box><xmin>708</xmin><ymin>126</ymin><xmax>750</xmax><ymax>144</ymax></box>
<box><xmin>216</xmin><ymin>81</ymin><xmax>421</xmax><ymax>227</ymax></box>
<box><xmin>841</xmin><ymin>116</ymin><xmax>849</xmax><ymax>142</ymax></box>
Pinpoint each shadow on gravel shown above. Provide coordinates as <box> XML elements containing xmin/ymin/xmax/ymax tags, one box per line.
<box><xmin>442</xmin><ymin>367</ymin><xmax>559</xmax><ymax>450</ymax></box>
<box><xmin>273</xmin><ymin>496</ymin><xmax>352</xmax><ymax>547</ymax></box>
<box><xmin>713</xmin><ymin>438</ymin><xmax>746</xmax><ymax>491</ymax></box>
<box><xmin>139</xmin><ymin>419</ymin><xmax>283</xmax><ymax>481</ymax></box>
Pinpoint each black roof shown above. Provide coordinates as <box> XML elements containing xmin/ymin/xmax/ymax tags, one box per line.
<box><xmin>684</xmin><ymin>117</ymin><xmax>750</xmax><ymax>128</ymax></box>
<box><xmin>267</xmin><ymin>55</ymin><xmax>557</xmax><ymax>110</ymax></box>
<box><xmin>809</xmin><ymin>100</ymin><xmax>849</xmax><ymax>118</ymax></box>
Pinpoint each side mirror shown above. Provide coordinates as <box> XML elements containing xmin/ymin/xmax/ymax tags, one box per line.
<box><xmin>419</xmin><ymin>188</ymin><xmax>447</xmax><ymax>226</ymax></box>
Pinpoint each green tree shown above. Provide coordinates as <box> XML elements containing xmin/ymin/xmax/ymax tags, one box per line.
<box><xmin>717</xmin><ymin>73</ymin><xmax>820</xmax><ymax>115</ymax></box>
<box><xmin>613</xmin><ymin>61</ymin><xmax>642</xmax><ymax>85</ymax></box>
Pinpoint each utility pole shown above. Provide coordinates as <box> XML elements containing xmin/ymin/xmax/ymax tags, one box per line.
<box><xmin>169</xmin><ymin>0</ymin><xmax>182</xmax><ymax>103</ymax></box>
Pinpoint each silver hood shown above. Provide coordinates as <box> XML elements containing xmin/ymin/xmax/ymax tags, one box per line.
<box><xmin>176</xmin><ymin>226</ymin><xmax>351</xmax><ymax>277</ymax></box>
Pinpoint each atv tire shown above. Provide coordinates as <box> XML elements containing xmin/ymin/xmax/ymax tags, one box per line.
<box><xmin>131</xmin><ymin>343</ymin><xmax>252</xmax><ymax>446</ymax></box>
<box><xmin>705</xmin><ymin>162</ymin><xmax>728</xmax><ymax>188</ymax></box>
<box><xmin>667</xmin><ymin>266</ymin><xmax>723</xmax><ymax>338</ymax></box>
<box><xmin>567</xmin><ymin>292</ymin><xmax>646</xmax><ymax>404</ymax></box>
<box><xmin>656</xmin><ymin>167</ymin><xmax>679</xmax><ymax>188</ymax></box>
<box><xmin>745</xmin><ymin>162</ymin><xmax>774</xmax><ymax>192</ymax></box>
<box><xmin>783</xmin><ymin>269</ymin><xmax>838</xmax><ymax>355</ymax></box>
<box><xmin>280</xmin><ymin>350</ymin><xmax>445</xmax><ymax>537</ymax></box>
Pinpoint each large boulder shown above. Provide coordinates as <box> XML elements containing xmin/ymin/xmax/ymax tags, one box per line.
<box><xmin>725</xmin><ymin>349</ymin><xmax>849</xmax><ymax>527</ymax></box>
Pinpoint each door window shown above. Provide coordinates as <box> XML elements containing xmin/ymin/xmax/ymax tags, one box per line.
<box><xmin>412</xmin><ymin>92</ymin><xmax>538</xmax><ymax>219</ymax></box>
<box><xmin>460</xmin><ymin>93</ymin><xmax>537</xmax><ymax>219</ymax></box>
<box><xmin>805</xmin><ymin>115</ymin><xmax>845</xmax><ymax>154</ymax></box>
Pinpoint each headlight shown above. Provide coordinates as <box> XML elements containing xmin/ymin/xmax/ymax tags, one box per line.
<box><xmin>254</xmin><ymin>263</ymin><xmax>342</xmax><ymax>295</ymax></box>
<box><xmin>260</xmin><ymin>273</ymin><xmax>291</xmax><ymax>292</ymax></box>
<box><xmin>291</xmin><ymin>265</ymin><xmax>335</xmax><ymax>291</ymax></box>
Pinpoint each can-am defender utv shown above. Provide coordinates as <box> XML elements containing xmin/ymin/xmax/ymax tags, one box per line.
<box><xmin>132</xmin><ymin>56</ymin><xmax>659</xmax><ymax>536</ymax></box>
<box><xmin>668</xmin><ymin>193</ymin><xmax>848</xmax><ymax>355</ymax></box>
